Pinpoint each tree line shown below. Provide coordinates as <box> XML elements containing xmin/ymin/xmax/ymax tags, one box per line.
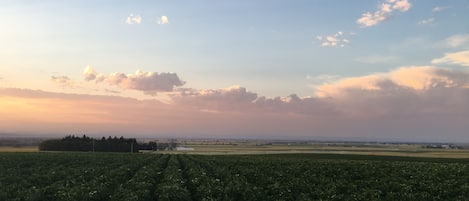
<box><xmin>39</xmin><ymin>135</ymin><xmax>139</xmax><ymax>152</ymax></box>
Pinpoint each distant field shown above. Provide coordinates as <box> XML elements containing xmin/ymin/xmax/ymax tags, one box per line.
<box><xmin>0</xmin><ymin>146</ymin><xmax>38</xmax><ymax>152</ymax></box>
<box><xmin>163</xmin><ymin>144</ymin><xmax>469</xmax><ymax>158</ymax></box>
<box><xmin>1</xmin><ymin>153</ymin><xmax>468</xmax><ymax>200</ymax></box>
<box><xmin>2</xmin><ymin>143</ymin><xmax>469</xmax><ymax>158</ymax></box>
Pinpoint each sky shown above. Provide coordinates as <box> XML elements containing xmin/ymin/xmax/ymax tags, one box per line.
<box><xmin>1</xmin><ymin>0</ymin><xmax>469</xmax><ymax>142</ymax></box>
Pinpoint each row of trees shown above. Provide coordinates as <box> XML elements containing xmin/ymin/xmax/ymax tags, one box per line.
<box><xmin>39</xmin><ymin>135</ymin><xmax>139</xmax><ymax>152</ymax></box>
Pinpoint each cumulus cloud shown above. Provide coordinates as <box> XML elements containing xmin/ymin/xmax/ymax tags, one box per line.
<box><xmin>172</xmin><ymin>86</ymin><xmax>335</xmax><ymax>116</ymax></box>
<box><xmin>83</xmin><ymin>67</ymin><xmax>185</xmax><ymax>95</ymax></box>
<box><xmin>170</xmin><ymin>66</ymin><xmax>469</xmax><ymax>119</ymax></box>
<box><xmin>84</xmin><ymin>66</ymin><xmax>98</xmax><ymax>81</ymax></box>
<box><xmin>126</xmin><ymin>14</ymin><xmax>142</xmax><ymax>25</ymax></box>
<box><xmin>432</xmin><ymin>6</ymin><xmax>450</xmax><ymax>12</ymax></box>
<box><xmin>168</xmin><ymin>66</ymin><xmax>469</xmax><ymax>130</ymax></box>
<box><xmin>356</xmin><ymin>12</ymin><xmax>388</xmax><ymax>27</ymax></box>
<box><xmin>316</xmin><ymin>31</ymin><xmax>350</xmax><ymax>48</ymax></box>
<box><xmin>312</xmin><ymin>66</ymin><xmax>469</xmax><ymax>123</ymax></box>
<box><xmin>391</xmin><ymin>0</ymin><xmax>412</xmax><ymax>11</ymax></box>
<box><xmin>157</xmin><ymin>16</ymin><xmax>169</xmax><ymax>25</ymax></box>
<box><xmin>315</xmin><ymin>74</ymin><xmax>385</xmax><ymax>98</ymax></box>
<box><xmin>3</xmin><ymin>65</ymin><xmax>469</xmax><ymax>141</ymax></box>
<box><xmin>254</xmin><ymin>94</ymin><xmax>337</xmax><ymax>116</ymax></box>
<box><xmin>440</xmin><ymin>34</ymin><xmax>469</xmax><ymax>48</ymax></box>
<box><xmin>173</xmin><ymin>86</ymin><xmax>258</xmax><ymax>110</ymax></box>
<box><xmin>315</xmin><ymin>66</ymin><xmax>469</xmax><ymax>97</ymax></box>
<box><xmin>417</xmin><ymin>18</ymin><xmax>435</xmax><ymax>25</ymax></box>
<box><xmin>357</xmin><ymin>0</ymin><xmax>412</xmax><ymax>28</ymax></box>
<box><xmin>51</xmin><ymin>76</ymin><xmax>72</xmax><ymax>87</ymax></box>
<box><xmin>431</xmin><ymin>50</ymin><xmax>469</xmax><ymax>67</ymax></box>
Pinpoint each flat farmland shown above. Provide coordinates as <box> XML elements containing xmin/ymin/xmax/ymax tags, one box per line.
<box><xmin>0</xmin><ymin>146</ymin><xmax>39</xmax><ymax>152</ymax></box>
<box><xmin>1</xmin><ymin>153</ymin><xmax>469</xmax><ymax>201</ymax></box>
<box><xmin>166</xmin><ymin>143</ymin><xmax>469</xmax><ymax>158</ymax></box>
<box><xmin>3</xmin><ymin>143</ymin><xmax>469</xmax><ymax>158</ymax></box>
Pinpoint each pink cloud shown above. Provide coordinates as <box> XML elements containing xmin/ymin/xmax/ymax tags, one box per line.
<box><xmin>173</xmin><ymin>86</ymin><xmax>258</xmax><ymax>111</ymax></box>
<box><xmin>2</xmin><ymin>66</ymin><xmax>469</xmax><ymax>141</ymax></box>
<box><xmin>83</xmin><ymin>67</ymin><xmax>185</xmax><ymax>95</ymax></box>
<box><xmin>357</xmin><ymin>0</ymin><xmax>412</xmax><ymax>28</ymax></box>
<box><xmin>314</xmin><ymin>66</ymin><xmax>469</xmax><ymax>119</ymax></box>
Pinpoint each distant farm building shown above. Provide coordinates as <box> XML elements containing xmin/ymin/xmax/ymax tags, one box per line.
<box><xmin>176</xmin><ymin>146</ymin><xmax>194</xmax><ymax>151</ymax></box>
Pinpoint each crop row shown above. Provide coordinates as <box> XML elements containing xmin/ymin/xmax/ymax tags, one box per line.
<box><xmin>1</xmin><ymin>153</ymin><xmax>469</xmax><ymax>201</ymax></box>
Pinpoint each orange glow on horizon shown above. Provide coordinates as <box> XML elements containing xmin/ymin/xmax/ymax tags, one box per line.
<box><xmin>0</xmin><ymin>97</ymin><xmax>119</xmax><ymax>124</ymax></box>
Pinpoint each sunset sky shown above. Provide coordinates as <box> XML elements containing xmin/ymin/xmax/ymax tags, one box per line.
<box><xmin>1</xmin><ymin>0</ymin><xmax>469</xmax><ymax>142</ymax></box>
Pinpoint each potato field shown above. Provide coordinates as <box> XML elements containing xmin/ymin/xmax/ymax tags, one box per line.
<box><xmin>1</xmin><ymin>153</ymin><xmax>469</xmax><ymax>201</ymax></box>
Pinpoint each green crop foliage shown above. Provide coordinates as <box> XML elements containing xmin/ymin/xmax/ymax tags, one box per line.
<box><xmin>0</xmin><ymin>153</ymin><xmax>468</xmax><ymax>201</ymax></box>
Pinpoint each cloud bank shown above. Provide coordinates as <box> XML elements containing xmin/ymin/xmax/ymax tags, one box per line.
<box><xmin>172</xmin><ymin>66</ymin><xmax>469</xmax><ymax>121</ymax></box>
<box><xmin>357</xmin><ymin>0</ymin><xmax>412</xmax><ymax>27</ymax></box>
<box><xmin>83</xmin><ymin>66</ymin><xmax>185</xmax><ymax>95</ymax></box>
<box><xmin>3</xmin><ymin>66</ymin><xmax>469</xmax><ymax>141</ymax></box>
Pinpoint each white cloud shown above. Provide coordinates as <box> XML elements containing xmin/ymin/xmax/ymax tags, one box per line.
<box><xmin>125</xmin><ymin>14</ymin><xmax>170</xmax><ymax>25</ymax></box>
<box><xmin>440</xmin><ymin>34</ymin><xmax>469</xmax><ymax>48</ymax></box>
<box><xmin>357</xmin><ymin>0</ymin><xmax>412</xmax><ymax>28</ymax></box>
<box><xmin>392</xmin><ymin>0</ymin><xmax>411</xmax><ymax>11</ymax></box>
<box><xmin>83</xmin><ymin>66</ymin><xmax>97</xmax><ymax>81</ymax></box>
<box><xmin>126</xmin><ymin>14</ymin><xmax>142</xmax><ymax>25</ymax></box>
<box><xmin>316</xmin><ymin>31</ymin><xmax>351</xmax><ymax>48</ymax></box>
<box><xmin>83</xmin><ymin>67</ymin><xmax>185</xmax><ymax>95</ymax></box>
<box><xmin>380</xmin><ymin>3</ymin><xmax>393</xmax><ymax>13</ymax></box>
<box><xmin>316</xmin><ymin>74</ymin><xmax>385</xmax><ymax>97</ymax></box>
<box><xmin>432</xmin><ymin>6</ymin><xmax>450</xmax><ymax>12</ymax></box>
<box><xmin>356</xmin><ymin>11</ymin><xmax>388</xmax><ymax>27</ymax></box>
<box><xmin>417</xmin><ymin>18</ymin><xmax>435</xmax><ymax>25</ymax></box>
<box><xmin>431</xmin><ymin>50</ymin><xmax>469</xmax><ymax>67</ymax></box>
<box><xmin>157</xmin><ymin>16</ymin><xmax>169</xmax><ymax>25</ymax></box>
